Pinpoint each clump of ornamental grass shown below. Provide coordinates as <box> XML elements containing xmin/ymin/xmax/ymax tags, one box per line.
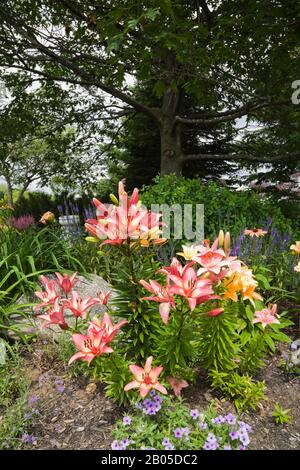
<box><xmin>111</xmin><ymin>391</ymin><xmax>252</xmax><ymax>450</ymax></box>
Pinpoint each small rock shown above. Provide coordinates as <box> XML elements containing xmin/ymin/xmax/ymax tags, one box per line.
<box><xmin>85</xmin><ymin>383</ymin><xmax>97</xmax><ymax>394</ymax></box>
<box><xmin>51</xmin><ymin>416</ymin><xmax>58</xmax><ymax>423</ymax></box>
<box><xmin>76</xmin><ymin>427</ymin><xmax>85</xmax><ymax>432</ymax></box>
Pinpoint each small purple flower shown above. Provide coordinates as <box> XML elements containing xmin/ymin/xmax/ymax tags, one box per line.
<box><xmin>55</xmin><ymin>378</ymin><xmax>65</xmax><ymax>393</ymax></box>
<box><xmin>135</xmin><ymin>402</ymin><xmax>142</xmax><ymax>409</ymax></box>
<box><xmin>123</xmin><ymin>416</ymin><xmax>132</xmax><ymax>425</ymax></box>
<box><xmin>111</xmin><ymin>440</ymin><xmax>120</xmax><ymax>450</ymax></box>
<box><xmin>224</xmin><ymin>413</ymin><xmax>236</xmax><ymax>425</ymax></box>
<box><xmin>198</xmin><ymin>421</ymin><xmax>208</xmax><ymax>431</ymax></box>
<box><xmin>144</xmin><ymin>399</ymin><xmax>152</xmax><ymax>407</ymax></box>
<box><xmin>165</xmin><ymin>444</ymin><xmax>175</xmax><ymax>450</ymax></box>
<box><xmin>121</xmin><ymin>438</ymin><xmax>130</xmax><ymax>449</ymax></box>
<box><xmin>28</xmin><ymin>395</ymin><xmax>39</xmax><ymax>406</ymax></box>
<box><xmin>229</xmin><ymin>431</ymin><xmax>239</xmax><ymax>440</ymax></box>
<box><xmin>238</xmin><ymin>445</ymin><xmax>246</xmax><ymax>450</ymax></box>
<box><xmin>154</xmin><ymin>395</ymin><xmax>163</xmax><ymax>404</ymax></box>
<box><xmin>190</xmin><ymin>409</ymin><xmax>199</xmax><ymax>420</ymax></box>
<box><xmin>203</xmin><ymin>442</ymin><xmax>212</xmax><ymax>450</ymax></box>
<box><xmin>174</xmin><ymin>428</ymin><xmax>183</xmax><ymax>438</ymax></box>
<box><xmin>224</xmin><ymin>444</ymin><xmax>232</xmax><ymax>450</ymax></box>
<box><xmin>238</xmin><ymin>421</ymin><xmax>252</xmax><ymax>433</ymax></box>
<box><xmin>211</xmin><ymin>415</ymin><xmax>225</xmax><ymax>425</ymax></box>
<box><xmin>150</xmin><ymin>389</ymin><xmax>156</xmax><ymax>397</ymax></box>
<box><xmin>162</xmin><ymin>438</ymin><xmax>170</xmax><ymax>446</ymax></box>
<box><xmin>182</xmin><ymin>427</ymin><xmax>190</xmax><ymax>436</ymax></box>
<box><xmin>21</xmin><ymin>433</ymin><xmax>36</xmax><ymax>445</ymax></box>
<box><xmin>207</xmin><ymin>433</ymin><xmax>217</xmax><ymax>443</ymax></box>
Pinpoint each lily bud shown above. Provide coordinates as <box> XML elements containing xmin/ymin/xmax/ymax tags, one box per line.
<box><xmin>224</xmin><ymin>231</ymin><xmax>231</xmax><ymax>255</ymax></box>
<box><xmin>85</xmin><ymin>236</ymin><xmax>99</xmax><ymax>243</ymax></box>
<box><xmin>218</xmin><ymin>230</ymin><xmax>225</xmax><ymax>247</ymax></box>
<box><xmin>109</xmin><ymin>193</ymin><xmax>119</xmax><ymax>205</ymax></box>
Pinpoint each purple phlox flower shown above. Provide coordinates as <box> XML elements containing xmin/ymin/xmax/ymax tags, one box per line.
<box><xmin>50</xmin><ymin>439</ymin><xmax>59</xmax><ymax>448</ymax></box>
<box><xmin>238</xmin><ymin>445</ymin><xmax>246</xmax><ymax>451</ymax></box>
<box><xmin>143</xmin><ymin>399</ymin><xmax>152</xmax><ymax>407</ymax></box>
<box><xmin>198</xmin><ymin>421</ymin><xmax>208</xmax><ymax>431</ymax></box>
<box><xmin>123</xmin><ymin>416</ymin><xmax>132</xmax><ymax>425</ymax></box>
<box><xmin>54</xmin><ymin>378</ymin><xmax>65</xmax><ymax>393</ymax></box>
<box><xmin>223</xmin><ymin>444</ymin><xmax>232</xmax><ymax>450</ymax></box>
<box><xmin>154</xmin><ymin>395</ymin><xmax>163</xmax><ymax>404</ymax></box>
<box><xmin>121</xmin><ymin>438</ymin><xmax>130</xmax><ymax>449</ymax></box>
<box><xmin>207</xmin><ymin>432</ymin><xmax>217</xmax><ymax>443</ymax></box>
<box><xmin>150</xmin><ymin>389</ymin><xmax>156</xmax><ymax>397</ymax></box>
<box><xmin>182</xmin><ymin>427</ymin><xmax>190</xmax><ymax>437</ymax></box>
<box><xmin>224</xmin><ymin>413</ymin><xmax>236</xmax><ymax>425</ymax></box>
<box><xmin>238</xmin><ymin>421</ymin><xmax>252</xmax><ymax>433</ymax></box>
<box><xmin>165</xmin><ymin>444</ymin><xmax>175</xmax><ymax>450</ymax></box>
<box><xmin>203</xmin><ymin>442</ymin><xmax>212</xmax><ymax>450</ymax></box>
<box><xmin>135</xmin><ymin>402</ymin><xmax>142</xmax><ymax>409</ymax></box>
<box><xmin>28</xmin><ymin>395</ymin><xmax>39</xmax><ymax>406</ymax></box>
<box><xmin>174</xmin><ymin>428</ymin><xmax>183</xmax><ymax>439</ymax></box>
<box><xmin>229</xmin><ymin>431</ymin><xmax>239</xmax><ymax>440</ymax></box>
<box><xmin>211</xmin><ymin>415</ymin><xmax>225</xmax><ymax>425</ymax></box>
<box><xmin>162</xmin><ymin>438</ymin><xmax>170</xmax><ymax>446</ymax></box>
<box><xmin>111</xmin><ymin>440</ymin><xmax>120</xmax><ymax>450</ymax></box>
<box><xmin>21</xmin><ymin>433</ymin><xmax>37</xmax><ymax>445</ymax></box>
<box><xmin>239</xmin><ymin>433</ymin><xmax>250</xmax><ymax>446</ymax></box>
<box><xmin>190</xmin><ymin>409</ymin><xmax>199</xmax><ymax>420</ymax></box>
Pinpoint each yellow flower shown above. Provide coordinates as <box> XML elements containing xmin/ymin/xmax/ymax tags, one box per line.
<box><xmin>294</xmin><ymin>262</ymin><xmax>300</xmax><ymax>273</ymax></box>
<box><xmin>40</xmin><ymin>211</ymin><xmax>55</xmax><ymax>224</ymax></box>
<box><xmin>290</xmin><ymin>241</ymin><xmax>300</xmax><ymax>255</ymax></box>
<box><xmin>177</xmin><ymin>244</ymin><xmax>199</xmax><ymax>261</ymax></box>
<box><xmin>223</xmin><ymin>266</ymin><xmax>262</xmax><ymax>305</ymax></box>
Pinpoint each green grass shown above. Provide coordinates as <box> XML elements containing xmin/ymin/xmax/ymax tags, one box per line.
<box><xmin>0</xmin><ymin>343</ymin><xmax>30</xmax><ymax>449</ymax></box>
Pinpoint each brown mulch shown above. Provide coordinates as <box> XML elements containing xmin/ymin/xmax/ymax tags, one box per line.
<box><xmin>21</xmin><ymin>339</ymin><xmax>300</xmax><ymax>450</ymax></box>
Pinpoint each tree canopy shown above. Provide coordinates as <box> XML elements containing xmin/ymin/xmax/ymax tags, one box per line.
<box><xmin>0</xmin><ymin>0</ymin><xmax>299</xmax><ymax>178</ymax></box>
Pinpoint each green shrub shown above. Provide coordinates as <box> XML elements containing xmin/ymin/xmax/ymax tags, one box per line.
<box><xmin>141</xmin><ymin>175</ymin><xmax>296</xmax><ymax>239</ymax></box>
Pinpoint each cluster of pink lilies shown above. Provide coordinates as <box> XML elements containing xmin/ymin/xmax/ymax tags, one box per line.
<box><xmin>35</xmin><ymin>273</ymin><xmax>127</xmax><ymax>365</ymax></box>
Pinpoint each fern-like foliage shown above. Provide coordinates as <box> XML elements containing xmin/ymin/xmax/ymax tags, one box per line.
<box><xmin>195</xmin><ymin>301</ymin><xmax>240</xmax><ymax>372</ymax></box>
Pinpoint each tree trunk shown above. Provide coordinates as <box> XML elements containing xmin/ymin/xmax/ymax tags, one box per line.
<box><xmin>6</xmin><ymin>178</ymin><xmax>13</xmax><ymax>207</ymax></box>
<box><xmin>160</xmin><ymin>123</ymin><xmax>183</xmax><ymax>175</ymax></box>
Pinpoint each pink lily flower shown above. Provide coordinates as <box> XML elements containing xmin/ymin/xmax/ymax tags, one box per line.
<box><xmin>167</xmin><ymin>377</ymin><xmax>189</xmax><ymax>397</ymax></box>
<box><xmin>55</xmin><ymin>272</ymin><xmax>78</xmax><ymax>294</ymax></box>
<box><xmin>87</xmin><ymin>312</ymin><xmax>127</xmax><ymax>342</ymax></box>
<box><xmin>194</xmin><ymin>238</ymin><xmax>227</xmax><ymax>275</ymax></box>
<box><xmin>38</xmin><ymin>298</ymin><xmax>68</xmax><ymax>330</ymax></box>
<box><xmin>168</xmin><ymin>266</ymin><xmax>215</xmax><ymax>311</ymax></box>
<box><xmin>140</xmin><ymin>279</ymin><xmax>175</xmax><ymax>324</ymax></box>
<box><xmin>253</xmin><ymin>304</ymin><xmax>280</xmax><ymax>328</ymax></box>
<box><xmin>158</xmin><ymin>257</ymin><xmax>190</xmax><ymax>277</ymax></box>
<box><xmin>124</xmin><ymin>356</ymin><xmax>168</xmax><ymax>398</ymax></box>
<box><xmin>96</xmin><ymin>290</ymin><xmax>111</xmax><ymax>305</ymax></box>
<box><xmin>62</xmin><ymin>291</ymin><xmax>99</xmax><ymax>319</ymax></box>
<box><xmin>35</xmin><ymin>275</ymin><xmax>58</xmax><ymax>308</ymax></box>
<box><xmin>68</xmin><ymin>329</ymin><xmax>114</xmax><ymax>365</ymax></box>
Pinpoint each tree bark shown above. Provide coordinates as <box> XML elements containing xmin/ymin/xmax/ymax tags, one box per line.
<box><xmin>160</xmin><ymin>121</ymin><xmax>183</xmax><ymax>175</ymax></box>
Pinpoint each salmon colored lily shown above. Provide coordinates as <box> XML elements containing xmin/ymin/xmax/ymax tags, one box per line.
<box><xmin>37</xmin><ymin>298</ymin><xmax>68</xmax><ymax>330</ymax></box>
<box><xmin>253</xmin><ymin>304</ymin><xmax>280</xmax><ymax>328</ymax></box>
<box><xmin>290</xmin><ymin>241</ymin><xmax>300</xmax><ymax>254</ymax></box>
<box><xmin>68</xmin><ymin>329</ymin><xmax>114</xmax><ymax>365</ymax></box>
<box><xmin>124</xmin><ymin>356</ymin><xmax>168</xmax><ymax>398</ymax></box>
<box><xmin>55</xmin><ymin>272</ymin><xmax>78</xmax><ymax>294</ymax></box>
<box><xmin>140</xmin><ymin>279</ymin><xmax>175</xmax><ymax>324</ymax></box>
<box><xmin>62</xmin><ymin>291</ymin><xmax>99</xmax><ymax>319</ymax></box>
<box><xmin>35</xmin><ymin>275</ymin><xmax>58</xmax><ymax>308</ymax></box>
<box><xmin>87</xmin><ymin>312</ymin><xmax>127</xmax><ymax>342</ymax></box>
<box><xmin>167</xmin><ymin>376</ymin><xmax>189</xmax><ymax>397</ymax></box>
